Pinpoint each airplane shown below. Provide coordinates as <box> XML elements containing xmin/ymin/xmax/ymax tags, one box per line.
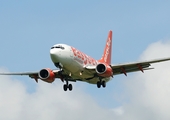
<box><xmin>1</xmin><ymin>30</ymin><xmax>170</xmax><ymax>91</ymax></box>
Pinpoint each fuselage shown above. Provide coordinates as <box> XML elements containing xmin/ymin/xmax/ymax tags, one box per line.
<box><xmin>50</xmin><ymin>44</ymin><xmax>111</xmax><ymax>84</ymax></box>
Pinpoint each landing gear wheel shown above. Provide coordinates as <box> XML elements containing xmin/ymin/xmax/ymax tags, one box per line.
<box><xmin>102</xmin><ymin>81</ymin><xmax>106</xmax><ymax>88</ymax></box>
<box><xmin>63</xmin><ymin>84</ymin><xmax>68</xmax><ymax>91</ymax></box>
<box><xmin>97</xmin><ymin>81</ymin><xmax>101</xmax><ymax>88</ymax></box>
<box><xmin>68</xmin><ymin>84</ymin><xmax>73</xmax><ymax>91</ymax></box>
<box><xmin>63</xmin><ymin>81</ymin><xmax>73</xmax><ymax>91</ymax></box>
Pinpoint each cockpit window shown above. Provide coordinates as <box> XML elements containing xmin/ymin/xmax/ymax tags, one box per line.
<box><xmin>51</xmin><ymin>45</ymin><xmax>65</xmax><ymax>50</ymax></box>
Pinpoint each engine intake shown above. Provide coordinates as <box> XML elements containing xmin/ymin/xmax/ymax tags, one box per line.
<box><xmin>96</xmin><ymin>63</ymin><xmax>113</xmax><ymax>77</ymax></box>
<box><xmin>38</xmin><ymin>68</ymin><xmax>55</xmax><ymax>83</ymax></box>
<box><xmin>96</xmin><ymin>64</ymin><xmax>106</xmax><ymax>74</ymax></box>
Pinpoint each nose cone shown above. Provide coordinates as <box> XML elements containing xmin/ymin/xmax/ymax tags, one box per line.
<box><xmin>50</xmin><ymin>48</ymin><xmax>56</xmax><ymax>56</ymax></box>
<box><xmin>50</xmin><ymin>44</ymin><xmax>71</xmax><ymax>66</ymax></box>
<box><xmin>50</xmin><ymin>49</ymin><xmax>60</xmax><ymax>63</ymax></box>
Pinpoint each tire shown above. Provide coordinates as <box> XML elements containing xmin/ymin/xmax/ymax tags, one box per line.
<box><xmin>102</xmin><ymin>81</ymin><xmax>106</xmax><ymax>88</ymax></box>
<box><xmin>97</xmin><ymin>81</ymin><xmax>101</xmax><ymax>88</ymax></box>
<box><xmin>63</xmin><ymin>84</ymin><xmax>68</xmax><ymax>91</ymax></box>
<box><xmin>68</xmin><ymin>84</ymin><xmax>73</xmax><ymax>91</ymax></box>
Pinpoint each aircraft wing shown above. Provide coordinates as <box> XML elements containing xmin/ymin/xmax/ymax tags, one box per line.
<box><xmin>0</xmin><ymin>70</ymin><xmax>61</xmax><ymax>80</ymax></box>
<box><xmin>111</xmin><ymin>57</ymin><xmax>170</xmax><ymax>75</ymax></box>
<box><xmin>0</xmin><ymin>71</ymin><xmax>37</xmax><ymax>77</ymax></box>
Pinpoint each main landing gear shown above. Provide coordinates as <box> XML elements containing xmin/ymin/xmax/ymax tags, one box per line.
<box><xmin>63</xmin><ymin>80</ymin><xmax>73</xmax><ymax>91</ymax></box>
<box><xmin>97</xmin><ymin>79</ymin><xmax>106</xmax><ymax>88</ymax></box>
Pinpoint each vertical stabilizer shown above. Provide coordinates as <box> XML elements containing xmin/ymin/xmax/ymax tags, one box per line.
<box><xmin>98</xmin><ymin>30</ymin><xmax>112</xmax><ymax>65</ymax></box>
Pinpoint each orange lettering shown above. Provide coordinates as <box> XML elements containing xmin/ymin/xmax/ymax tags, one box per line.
<box><xmin>71</xmin><ymin>47</ymin><xmax>77</xmax><ymax>56</ymax></box>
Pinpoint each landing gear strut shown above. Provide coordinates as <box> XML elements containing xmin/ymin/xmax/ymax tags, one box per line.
<box><xmin>97</xmin><ymin>79</ymin><xmax>106</xmax><ymax>88</ymax></box>
<box><xmin>63</xmin><ymin>80</ymin><xmax>73</xmax><ymax>91</ymax></box>
<box><xmin>54</xmin><ymin>62</ymin><xmax>63</xmax><ymax>69</ymax></box>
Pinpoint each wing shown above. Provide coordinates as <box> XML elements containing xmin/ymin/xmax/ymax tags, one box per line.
<box><xmin>0</xmin><ymin>69</ymin><xmax>61</xmax><ymax>81</ymax></box>
<box><xmin>111</xmin><ymin>58</ymin><xmax>170</xmax><ymax>76</ymax></box>
<box><xmin>0</xmin><ymin>71</ymin><xmax>38</xmax><ymax>77</ymax></box>
<box><xmin>0</xmin><ymin>69</ymin><xmax>77</xmax><ymax>83</ymax></box>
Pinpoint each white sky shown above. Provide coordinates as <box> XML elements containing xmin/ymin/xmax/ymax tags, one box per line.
<box><xmin>0</xmin><ymin>1</ymin><xmax>170</xmax><ymax>119</ymax></box>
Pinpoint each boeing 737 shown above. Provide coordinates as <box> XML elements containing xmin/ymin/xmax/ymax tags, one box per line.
<box><xmin>1</xmin><ymin>30</ymin><xmax>170</xmax><ymax>91</ymax></box>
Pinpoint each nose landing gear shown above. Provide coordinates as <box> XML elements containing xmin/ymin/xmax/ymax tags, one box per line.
<box><xmin>54</xmin><ymin>62</ymin><xmax>63</xmax><ymax>69</ymax></box>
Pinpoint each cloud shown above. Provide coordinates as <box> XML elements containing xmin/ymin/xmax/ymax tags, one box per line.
<box><xmin>121</xmin><ymin>40</ymin><xmax>170</xmax><ymax>120</ymax></box>
<box><xmin>1</xmin><ymin>40</ymin><xmax>170</xmax><ymax>120</ymax></box>
<box><xmin>0</xmin><ymin>69</ymin><xmax>112</xmax><ymax>120</ymax></box>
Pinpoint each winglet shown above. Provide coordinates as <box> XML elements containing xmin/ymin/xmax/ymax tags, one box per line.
<box><xmin>98</xmin><ymin>30</ymin><xmax>112</xmax><ymax>65</ymax></box>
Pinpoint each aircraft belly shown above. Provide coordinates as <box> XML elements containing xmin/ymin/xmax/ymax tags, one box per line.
<box><xmin>80</xmin><ymin>77</ymin><xmax>111</xmax><ymax>84</ymax></box>
<box><xmin>65</xmin><ymin>62</ymin><xmax>93</xmax><ymax>78</ymax></box>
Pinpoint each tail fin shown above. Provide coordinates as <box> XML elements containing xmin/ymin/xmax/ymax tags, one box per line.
<box><xmin>98</xmin><ymin>30</ymin><xmax>112</xmax><ymax>65</ymax></box>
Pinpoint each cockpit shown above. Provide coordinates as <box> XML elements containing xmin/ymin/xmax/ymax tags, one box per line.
<box><xmin>51</xmin><ymin>45</ymin><xmax>65</xmax><ymax>50</ymax></box>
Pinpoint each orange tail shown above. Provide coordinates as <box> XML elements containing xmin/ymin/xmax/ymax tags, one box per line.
<box><xmin>98</xmin><ymin>30</ymin><xmax>112</xmax><ymax>65</ymax></box>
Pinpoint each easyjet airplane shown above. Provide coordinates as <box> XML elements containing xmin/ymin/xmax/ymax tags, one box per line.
<box><xmin>1</xmin><ymin>30</ymin><xmax>170</xmax><ymax>91</ymax></box>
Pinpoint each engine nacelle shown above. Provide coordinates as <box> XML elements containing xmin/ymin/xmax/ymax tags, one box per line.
<box><xmin>38</xmin><ymin>68</ymin><xmax>55</xmax><ymax>83</ymax></box>
<box><xmin>96</xmin><ymin>63</ymin><xmax>113</xmax><ymax>77</ymax></box>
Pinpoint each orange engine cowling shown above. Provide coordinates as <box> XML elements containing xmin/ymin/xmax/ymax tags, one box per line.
<box><xmin>96</xmin><ymin>63</ymin><xmax>113</xmax><ymax>77</ymax></box>
<box><xmin>38</xmin><ymin>68</ymin><xmax>55</xmax><ymax>83</ymax></box>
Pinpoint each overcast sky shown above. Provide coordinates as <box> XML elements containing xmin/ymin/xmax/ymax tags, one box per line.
<box><xmin>0</xmin><ymin>1</ymin><xmax>170</xmax><ymax>120</ymax></box>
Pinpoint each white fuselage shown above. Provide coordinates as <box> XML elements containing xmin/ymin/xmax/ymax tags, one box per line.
<box><xmin>50</xmin><ymin>44</ymin><xmax>111</xmax><ymax>84</ymax></box>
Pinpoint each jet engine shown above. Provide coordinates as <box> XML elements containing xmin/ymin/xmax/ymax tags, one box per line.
<box><xmin>38</xmin><ymin>68</ymin><xmax>55</xmax><ymax>83</ymax></box>
<box><xmin>96</xmin><ymin>63</ymin><xmax>113</xmax><ymax>77</ymax></box>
